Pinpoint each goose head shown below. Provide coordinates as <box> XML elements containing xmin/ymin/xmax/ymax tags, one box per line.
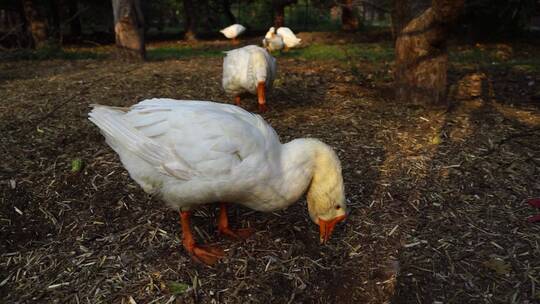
<box><xmin>304</xmin><ymin>140</ymin><xmax>347</xmax><ymax>243</ymax></box>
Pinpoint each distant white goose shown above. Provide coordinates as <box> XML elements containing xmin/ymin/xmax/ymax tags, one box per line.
<box><xmin>277</xmin><ymin>27</ymin><xmax>301</xmax><ymax>49</ymax></box>
<box><xmin>222</xmin><ymin>45</ymin><xmax>276</xmax><ymax>112</ymax></box>
<box><xmin>88</xmin><ymin>99</ymin><xmax>347</xmax><ymax>265</ymax></box>
<box><xmin>262</xmin><ymin>27</ymin><xmax>284</xmax><ymax>52</ymax></box>
<box><xmin>220</xmin><ymin>24</ymin><xmax>246</xmax><ymax>44</ymax></box>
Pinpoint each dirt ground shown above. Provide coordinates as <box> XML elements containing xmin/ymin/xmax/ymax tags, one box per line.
<box><xmin>1</xmin><ymin>36</ymin><xmax>539</xmax><ymax>304</ymax></box>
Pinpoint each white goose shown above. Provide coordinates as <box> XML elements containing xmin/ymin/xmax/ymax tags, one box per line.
<box><xmin>89</xmin><ymin>99</ymin><xmax>347</xmax><ymax>265</ymax></box>
<box><xmin>222</xmin><ymin>45</ymin><xmax>276</xmax><ymax>112</ymax></box>
<box><xmin>277</xmin><ymin>27</ymin><xmax>301</xmax><ymax>49</ymax></box>
<box><xmin>220</xmin><ymin>24</ymin><xmax>246</xmax><ymax>44</ymax></box>
<box><xmin>262</xmin><ymin>27</ymin><xmax>284</xmax><ymax>52</ymax></box>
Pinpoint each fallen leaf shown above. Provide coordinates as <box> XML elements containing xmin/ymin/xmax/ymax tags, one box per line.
<box><xmin>482</xmin><ymin>257</ymin><xmax>511</xmax><ymax>275</ymax></box>
<box><xmin>167</xmin><ymin>281</ymin><xmax>190</xmax><ymax>295</ymax></box>
<box><xmin>71</xmin><ymin>159</ymin><xmax>83</xmax><ymax>173</ymax></box>
<box><xmin>431</xmin><ymin>134</ymin><xmax>442</xmax><ymax>145</ymax></box>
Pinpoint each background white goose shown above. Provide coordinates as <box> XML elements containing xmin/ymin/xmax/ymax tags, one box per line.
<box><xmin>222</xmin><ymin>45</ymin><xmax>276</xmax><ymax>112</ymax></box>
<box><xmin>276</xmin><ymin>27</ymin><xmax>301</xmax><ymax>49</ymax></box>
<box><xmin>220</xmin><ymin>24</ymin><xmax>246</xmax><ymax>44</ymax></box>
<box><xmin>88</xmin><ymin>99</ymin><xmax>347</xmax><ymax>265</ymax></box>
<box><xmin>262</xmin><ymin>27</ymin><xmax>284</xmax><ymax>52</ymax></box>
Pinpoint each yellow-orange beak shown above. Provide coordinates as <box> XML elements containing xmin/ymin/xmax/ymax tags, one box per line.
<box><xmin>319</xmin><ymin>215</ymin><xmax>346</xmax><ymax>244</ymax></box>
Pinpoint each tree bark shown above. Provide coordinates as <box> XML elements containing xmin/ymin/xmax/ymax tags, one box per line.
<box><xmin>393</xmin><ymin>0</ymin><xmax>464</xmax><ymax>106</ymax></box>
<box><xmin>341</xmin><ymin>0</ymin><xmax>359</xmax><ymax>31</ymax></box>
<box><xmin>183</xmin><ymin>0</ymin><xmax>196</xmax><ymax>40</ymax></box>
<box><xmin>222</xmin><ymin>0</ymin><xmax>236</xmax><ymax>25</ymax></box>
<box><xmin>68</xmin><ymin>0</ymin><xmax>82</xmax><ymax>37</ymax></box>
<box><xmin>21</xmin><ymin>0</ymin><xmax>48</xmax><ymax>48</ymax></box>
<box><xmin>112</xmin><ymin>0</ymin><xmax>145</xmax><ymax>60</ymax></box>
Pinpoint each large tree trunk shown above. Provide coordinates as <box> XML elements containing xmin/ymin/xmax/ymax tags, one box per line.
<box><xmin>272</xmin><ymin>0</ymin><xmax>296</xmax><ymax>28</ymax></box>
<box><xmin>341</xmin><ymin>0</ymin><xmax>359</xmax><ymax>31</ymax></box>
<box><xmin>393</xmin><ymin>0</ymin><xmax>464</xmax><ymax>106</ymax></box>
<box><xmin>22</xmin><ymin>0</ymin><xmax>48</xmax><ymax>48</ymax></box>
<box><xmin>112</xmin><ymin>0</ymin><xmax>145</xmax><ymax>60</ymax></box>
<box><xmin>222</xmin><ymin>0</ymin><xmax>236</xmax><ymax>25</ymax></box>
<box><xmin>183</xmin><ymin>0</ymin><xmax>196</xmax><ymax>40</ymax></box>
<box><xmin>68</xmin><ymin>0</ymin><xmax>82</xmax><ymax>37</ymax></box>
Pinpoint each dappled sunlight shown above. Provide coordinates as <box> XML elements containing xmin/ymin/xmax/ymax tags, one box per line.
<box><xmin>492</xmin><ymin>102</ymin><xmax>540</xmax><ymax>127</ymax></box>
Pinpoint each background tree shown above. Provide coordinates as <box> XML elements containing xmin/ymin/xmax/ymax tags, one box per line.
<box><xmin>272</xmin><ymin>0</ymin><xmax>296</xmax><ymax>27</ymax></box>
<box><xmin>460</xmin><ymin>0</ymin><xmax>536</xmax><ymax>38</ymax></box>
<box><xmin>341</xmin><ymin>0</ymin><xmax>358</xmax><ymax>31</ymax></box>
<box><xmin>183</xmin><ymin>0</ymin><xmax>196</xmax><ymax>40</ymax></box>
<box><xmin>21</xmin><ymin>0</ymin><xmax>48</xmax><ymax>48</ymax></box>
<box><xmin>112</xmin><ymin>0</ymin><xmax>145</xmax><ymax>60</ymax></box>
<box><xmin>222</xmin><ymin>0</ymin><xmax>236</xmax><ymax>24</ymax></box>
<box><xmin>67</xmin><ymin>0</ymin><xmax>82</xmax><ymax>37</ymax></box>
<box><xmin>393</xmin><ymin>0</ymin><xmax>464</xmax><ymax>106</ymax></box>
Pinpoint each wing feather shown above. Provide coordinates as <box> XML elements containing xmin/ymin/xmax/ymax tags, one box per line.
<box><xmin>90</xmin><ymin>99</ymin><xmax>280</xmax><ymax>183</ymax></box>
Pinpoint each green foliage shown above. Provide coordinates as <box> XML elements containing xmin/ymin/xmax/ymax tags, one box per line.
<box><xmin>71</xmin><ymin>159</ymin><xmax>84</xmax><ymax>173</ymax></box>
<box><xmin>167</xmin><ymin>281</ymin><xmax>190</xmax><ymax>295</ymax></box>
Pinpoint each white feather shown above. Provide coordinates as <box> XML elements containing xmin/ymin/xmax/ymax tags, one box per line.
<box><xmin>222</xmin><ymin>45</ymin><xmax>277</xmax><ymax>97</ymax></box>
<box><xmin>276</xmin><ymin>27</ymin><xmax>302</xmax><ymax>48</ymax></box>
<box><xmin>262</xmin><ymin>27</ymin><xmax>284</xmax><ymax>52</ymax></box>
<box><xmin>220</xmin><ymin>24</ymin><xmax>246</xmax><ymax>39</ymax></box>
<box><xmin>88</xmin><ymin>99</ymin><xmax>345</xmax><ymax>220</ymax></box>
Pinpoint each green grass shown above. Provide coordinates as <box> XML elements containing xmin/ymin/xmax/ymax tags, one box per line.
<box><xmin>0</xmin><ymin>46</ymin><xmax>105</xmax><ymax>61</ymax></box>
<box><xmin>282</xmin><ymin>43</ymin><xmax>394</xmax><ymax>62</ymax></box>
<box><xmin>146</xmin><ymin>46</ymin><xmax>226</xmax><ymax>60</ymax></box>
<box><xmin>449</xmin><ymin>47</ymin><xmax>540</xmax><ymax>73</ymax></box>
<box><xmin>145</xmin><ymin>43</ymin><xmax>395</xmax><ymax>62</ymax></box>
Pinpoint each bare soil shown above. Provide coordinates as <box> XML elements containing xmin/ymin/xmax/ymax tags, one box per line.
<box><xmin>1</xmin><ymin>38</ymin><xmax>539</xmax><ymax>304</ymax></box>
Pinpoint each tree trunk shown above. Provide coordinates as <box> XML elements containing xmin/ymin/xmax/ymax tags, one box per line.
<box><xmin>68</xmin><ymin>0</ymin><xmax>82</xmax><ymax>37</ymax></box>
<box><xmin>183</xmin><ymin>0</ymin><xmax>196</xmax><ymax>40</ymax></box>
<box><xmin>222</xmin><ymin>0</ymin><xmax>236</xmax><ymax>25</ymax></box>
<box><xmin>112</xmin><ymin>0</ymin><xmax>145</xmax><ymax>60</ymax></box>
<box><xmin>22</xmin><ymin>0</ymin><xmax>48</xmax><ymax>48</ymax></box>
<box><xmin>391</xmin><ymin>0</ymin><xmax>409</xmax><ymax>39</ymax></box>
<box><xmin>274</xmin><ymin>3</ymin><xmax>285</xmax><ymax>27</ymax></box>
<box><xmin>273</xmin><ymin>0</ymin><xmax>296</xmax><ymax>28</ymax></box>
<box><xmin>341</xmin><ymin>0</ymin><xmax>359</xmax><ymax>31</ymax></box>
<box><xmin>393</xmin><ymin>0</ymin><xmax>464</xmax><ymax>106</ymax></box>
<box><xmin>49</xmin><ymin>0</ymin><xmax>61</xmax><ymax>43</ymax></box>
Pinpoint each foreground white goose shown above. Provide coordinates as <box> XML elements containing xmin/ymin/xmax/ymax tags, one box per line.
<box><xmin>222</xmin><ymin>45</ymin><xmax>276</xmax><ymax>112</ymax></box>
<box><xmin>276</xmin><ymin>27</ymin><xmax>301</xmax><ymax>49</ymax></box>
<box><xmin>220</xmin><ymin>23</ymin><xmax>246</xmax><ymax>44</ymax></box>
<box><xmin>262</xmin><ymin>27</ymin><xmax>284</xmax><ymax>52</ymax></box>
<box><xmin>89</xmin><ymin>99</ymin><xmax>347</xmax><ymax>265</ymax></box>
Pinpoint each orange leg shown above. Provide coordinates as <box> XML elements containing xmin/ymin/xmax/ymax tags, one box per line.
<box><xmin>218</xmin><ymin>203</ymin><xmax>255</xmax><ymax>240</ymax></box>
<box><xmin>257</xmin><ymin>81</ymin><xmax>267</xmax><ymax>113</ymax></box>
<box><xmin>180</xmin><ymin>211</ymin><xmax>225</xmax><ymax>265</ymax></box>
<box><xmin>234</xmin><ymin>95</ymin><xmax>241</xmax><ymax>106</ymax></box>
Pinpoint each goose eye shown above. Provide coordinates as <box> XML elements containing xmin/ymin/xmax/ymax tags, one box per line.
<box><xmin>335</xmin><ymin>206</ymin><xmax>341</xmax><ymax>210</ymax></box>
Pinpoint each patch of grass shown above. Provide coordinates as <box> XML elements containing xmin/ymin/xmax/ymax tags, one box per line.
<box><xmin>147</xmin><ymin>46</ymin><xmax>226</xmax><ymax>60</ymax></box>
<box><xmin>282</xmin><ymin>43</ymin><xmax>394</xmax><ymax>62</ymax></box>
<box><xmin>449</xmin><ymin>46</ymin><xmax>540</xmax><ymax>72</ymax></box>
<box><xmin>0</xmin><ymin>46</ymin><xmax>105</xmax><ymax>61</ymax></box>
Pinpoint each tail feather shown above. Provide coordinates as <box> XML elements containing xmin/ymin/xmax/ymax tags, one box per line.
<box><xmin>88</xmin><ymin>105</ymin><xmax>167</xmax><ymax>165</ymax></box>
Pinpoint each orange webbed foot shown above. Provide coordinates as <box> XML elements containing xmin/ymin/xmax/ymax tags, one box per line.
<box><xmin>190</xmin><ymin>244</ymin><xmax>225</xmax><ymax>266</ymax></box>
<box><xmin>219</xmin><ymin>227</ymin><xmax>256</xmax><ymax>240</ymax></box>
